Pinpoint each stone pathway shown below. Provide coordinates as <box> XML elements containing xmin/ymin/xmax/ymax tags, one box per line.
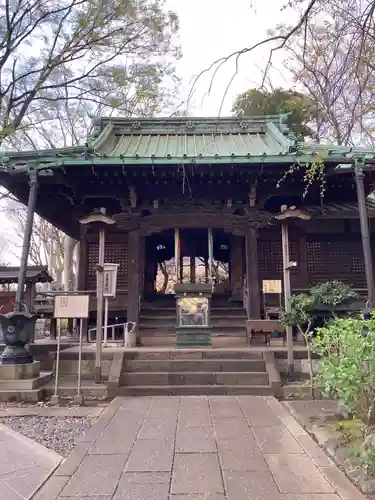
<box><xmin>34</xmin><ymin>395</ymin><xmax>368</xmax><ymax>500</ymax></box>
<box><xmin>0</xmin><ymin>421</ymin><xmax>61</xmax><ymax>499</ymax></box>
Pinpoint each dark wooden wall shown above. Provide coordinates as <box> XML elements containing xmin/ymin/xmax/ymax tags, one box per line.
<box><xmin>258</xmin><ymin>229</ymin><xmax>366</xmax><ymax>290</ymax></box>
<box><xmin>82</xmin><ymin>220</ymin><xmax>371</xmax><ymax>315</ymax></box>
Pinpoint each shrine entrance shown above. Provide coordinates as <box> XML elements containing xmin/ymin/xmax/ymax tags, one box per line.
<box><xmin>144</xmin><ymin>228</ymin><xmax>231</xmax><ymax>297</ymax></box>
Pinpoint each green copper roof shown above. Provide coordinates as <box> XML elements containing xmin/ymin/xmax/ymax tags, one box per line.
<box><xmin>2</xmin><ymin>115</ymin><xmax>375</xmax><ymax>171</ymax></box>
<box><xmin>89</xmin><ymin>115</ymin><xmax>294</xmax><ymax>161</ymax></box>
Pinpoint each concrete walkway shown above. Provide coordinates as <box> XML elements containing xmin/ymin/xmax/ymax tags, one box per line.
<box><xmin>34</xmin><ymin>395</ymin><xmax>367</xmax><ymax>500</ymax></box>
<box><xmin>0</xmin><ymin>421</ymin><xmax>61</xmax><ymax>499</ymax></box>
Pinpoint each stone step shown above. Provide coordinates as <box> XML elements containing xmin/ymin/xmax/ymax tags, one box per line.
<box><xmin>138</xmin><ymin>332</ymin><xmax>247</xmax><ymax>340</ymax></box>
<box><xmin>0</xmin><ymin>371</ymin><xmax>53</xmax><ymax>390</ymax></box>
<box><xmin>141</xmin><ymin>301</ymin><xmax>245</xmax><ymax>312</ymax></box>
<box><xmin>139</xmin><ymin>318</ymin><xmax>247</xmax><ymax>326</ymax></box>
<box><xmin>123</xmin><ymin>359</ymin><xmax>266</xmax><ymax>373</ymax></box>
<box><xmin>138</xmin><ymin>325</ymin><xmax>247</xmax><ymax>333</ymax></box>
<box><xmin>121</xmin><ymin>371</ymin><xmax>270</xmax><ymax>386</ymax></box>
<box><xmin>44</xmin><ymin>384</ymin><xmax>107</xmax><ymax>399</ymax></box>
<box><xmin>0</xmin><ymin>388</ymin><xmax>45</xmax><ymax>403</ymax></box>
<box><xmin>114</xmin><ymin>384</ymin><xmax>273</xmax><ymax>396</ymax></box>
<box><xmin>141</xmin><ymin>310</ymin><xmax>247</xmax><ymax>318</ymax></box>
<box><xmin>122</xmin><ymin>349</ymin><xmax>263</xmax><ymax>360</ymax></box>
<box><xmin>139</xmin><ymin>335</ymin><xmax>248</xmax><ymax>348</ymax></box>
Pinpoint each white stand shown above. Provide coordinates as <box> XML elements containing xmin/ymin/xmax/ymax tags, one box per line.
<box><xmin>73</xmin><ymin>321</ymin><xmax>84</xmax><ymax>406</ymax></box>
<box><xmin>50</xmin><ymin>319</ymin><xmax>61</xmax><ymax>406</ymax></box>
<box><xmin>103</xmin><ymin>297</ymin><xmax>109</xmax><ymax>346</ymax></box>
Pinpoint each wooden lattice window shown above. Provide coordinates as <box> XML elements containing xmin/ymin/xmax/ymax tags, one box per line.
<box><xmin>88</xmin><ymin>244</ymin><xmax>99</xmax><ymax>276</ymax></box>
<box><xmin>307</xmin><ymin>241</ymin><xmax>324</xmax><ymax>273</ymax></box>
<box><xmin>258</xmin><ymin>239</ymin><xmax>282</xmax><ymax>278</ymax></box>
<box><xmin>307</xmin><ymin>238</ymin><xmax>366</xmax><ymax>287</ymax></box>
<box><xmin>350</xmin><ymin>241</ymin><xmax>365</xmax><ymax>273</ymax></box>
<box><xmin>87</xmin><ymin>241</ymin><xmax>128</xmax><ymax>289</ymax></box>
<box><xmin>325</xmin><ymin>241</ymin><xmax>351</xmax><ymax>273</ymax></box>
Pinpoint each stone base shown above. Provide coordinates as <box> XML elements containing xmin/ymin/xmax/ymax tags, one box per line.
<box><xmin>176</xmin><ymin>327</ymin><xmax>212</xmax><ymax>347</ymax></box>
<box><xmin>0</xmin><ymin>360</ymin><xmax>40</xmax><ymax>380</ymax></box>
<box><xmin>0</xmin><ymin>372</ymin><xmax>52</xmax><ymax>390</ymax></box>
<box><xmin>0</xmin><ymin>388</ymin><xmax>44</xmax><ymax>402</ymax></box>
<box><xmin>0</xmin><ymin>361</ymin><xmax>51</xmax><ymax>402</ymax></box>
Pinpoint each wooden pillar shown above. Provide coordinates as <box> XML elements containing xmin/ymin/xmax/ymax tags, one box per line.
<box><xmin>180</xmin><ymin>256</ymin><xmax>183</xmax><ymax>283</ymax></box>
<box><xmin>190</xmin><ymin>256</ymin><xmax>196</xmax><ymax>283</ymax></box>
<box><xmin>77</xmin><ymin>226</ymin><xmax>88</xmax><ymax>339</ymax></box>
<box><xmin>139</xmin><ymin>235</ymin><xmax>145</xmax><ymax>298</ymax></box>
<box><xmin>298</xmin><ymin>228</ymin><xmax>309</xmax><ymax>289</ymax></box>
<box><xmin>230</xmin><ymin>235</ymin><xmax>243</xmax><ymax>299</ymax></box>
<box><xmin>50</xmin><ymin>318</ymin><xmax>57</xmax><ymax>340</ymax></box>
<box><xmin>127</xmin><ymin>229</ymin><xmax>141</xmax><ymax>346</ymax></box>
<box><xmin>245</xmin><ymin>228</ymin><xmax>261</xmax><ymax>318</ymax></box>
<box><xmin>174</xmin><ymin>228</ymin><xmax>180</xmax><ymax>285</ymax></box>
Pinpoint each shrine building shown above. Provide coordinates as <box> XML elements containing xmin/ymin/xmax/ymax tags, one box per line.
<box><xmin>1</xmin><ymin>115</ymin><xmax>375</xmax><ymax>347</ymax></box>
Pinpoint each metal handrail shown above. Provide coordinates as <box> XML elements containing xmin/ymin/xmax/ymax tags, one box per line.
<box><xmin>242</xmin><ymin>276</ymin><xmax>249</xmax><ymax>319</ymax></box>
<box><xmin>88</xmin><ymin>321</ymin><xmax>136</xmax><ymax>346</ymax></box>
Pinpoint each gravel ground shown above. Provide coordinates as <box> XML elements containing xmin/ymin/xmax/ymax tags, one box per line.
<box><xmin>0</xmin><ymin>416</ymin><xmax>95</xmax><ymax>457</ymax></box>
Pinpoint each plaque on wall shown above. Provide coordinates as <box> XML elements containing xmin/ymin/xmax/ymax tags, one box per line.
<box><xmin>262</xmin><ymin>280</ymin><xmax>282</xmax><ymax>294</ymax></box>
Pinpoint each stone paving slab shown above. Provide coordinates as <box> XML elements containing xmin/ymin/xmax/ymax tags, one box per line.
<box><xmin>32</xmin><ymin>395</ymin><xmax>368</xmax><ymax>500</ymax></box>
<box><xmin>0</xmin><ymin>421</ymin><xmax>62</xmax><ymax>499</ymax></box>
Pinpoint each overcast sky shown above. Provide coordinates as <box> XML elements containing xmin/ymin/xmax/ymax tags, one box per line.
<box><xmin>166</xmin><ymin>0</ymin><xmax>298</xmax><ymax>116</ymax></box>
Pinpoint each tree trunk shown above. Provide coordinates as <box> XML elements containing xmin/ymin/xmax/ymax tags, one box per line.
<box><xmin>63</xmin><ymin>236</ymin><xmax>76</xmax><ymax>291</ymax></box>
<box><xmin>160</xmin><ymin>262</ymin><xmax>168</xmax><ymax>294</ymax></box>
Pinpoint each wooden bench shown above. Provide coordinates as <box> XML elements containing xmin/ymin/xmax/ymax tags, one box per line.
<box><xmin>246</xmin><ymin>319</ymin><xmax>286</xmax><ymax>346</ymax></box>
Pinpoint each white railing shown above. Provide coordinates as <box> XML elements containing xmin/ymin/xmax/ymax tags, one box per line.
<box><xmin>242</xmin><ymin>276</ymin><xmax>249</xmax><ymax>319</ymax></box>
<box><xmin>88</xmin><ymin>321</ymin><xmax>136</xmax><ymax>347</ymax></box>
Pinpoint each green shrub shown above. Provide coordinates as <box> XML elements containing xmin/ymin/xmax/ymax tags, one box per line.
<box><xmin>312</xmin><ymin>317</ymin><xmax>375</xmax><ymax>425</ymax></box>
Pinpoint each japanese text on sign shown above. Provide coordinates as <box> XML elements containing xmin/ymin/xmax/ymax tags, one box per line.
<box><xmin>54</xmin><ymin>295</ymin><xmax>89</xmax><ymax>319</ymax></box>
<box><xmin>262</xmin><ymin>280</ymin><xmax>282</xmax><ymax>294</ymax></box>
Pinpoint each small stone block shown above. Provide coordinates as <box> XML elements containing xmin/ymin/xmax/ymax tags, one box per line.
<box><xmin>73</xmin><ymin>394</ymin><xmax>85</xmax><ymax>406</ymax></box>
<box><xmin>50</xmin><ymin>394</ymin><xmax>61</xmax><ymax>406</ymax></box>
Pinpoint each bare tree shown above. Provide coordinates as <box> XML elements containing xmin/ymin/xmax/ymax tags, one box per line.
<box><xmin>193</xmin><ymin>0</ymin><xmax>375</xmax><ymax>130</ymax></box>
<box><xmin>0</xmin><ymin>0</ymin><xmax>180</xmax><ymax>146</ymax></box>
<box><xmin>0</xmin><ymin>234</ymin><xmax>10</xmax><ymax>266</ymax></box>
<box><xmin>6</xmin><ymin>201</ymin><xmax>76</xmax><ymax>289</ymax></box>
<box><xmin>281</xmin><ymin>4</ymin><xmax>375</xmax><ymax>146</ymax></box>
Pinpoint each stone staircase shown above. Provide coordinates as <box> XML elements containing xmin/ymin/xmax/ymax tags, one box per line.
<box><xmin>116</xmin><ymin>349</ymin><xmax>276</xmax><ymax>396</ymax></box>
<box><xmin>139</xmin><ymin>295</ymin><xmax>248</xmax><ymax>347</ymax></box>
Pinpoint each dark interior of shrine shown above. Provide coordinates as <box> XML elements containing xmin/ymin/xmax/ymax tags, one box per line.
<box><xmin>147</xmin><ymin>229</ymin><xmax>231</xmax><ymax>262</ymax></box>
<box><xmin>144</xmin><ymin>229</ymin><xmax>231</xmax><ymax>296</ymax></box>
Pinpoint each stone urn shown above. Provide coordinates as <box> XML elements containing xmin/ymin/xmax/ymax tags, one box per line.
<box><xmin>0</xmin><ymin>311</ymin><xmax>38</xmax><ymax>364</ymax></box>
